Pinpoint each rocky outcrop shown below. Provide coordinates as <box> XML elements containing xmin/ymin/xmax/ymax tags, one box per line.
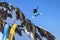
<box><xmin>0</xmin><ymin>2</ymin><xmax>55</xmax><ymax>40</ymax></box>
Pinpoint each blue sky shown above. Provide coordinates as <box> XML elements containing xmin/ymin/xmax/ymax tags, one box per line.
<box><xmin>1</xmin><ymin>0</ymin><xmax>60</xmax><ymax>40</ymax></box>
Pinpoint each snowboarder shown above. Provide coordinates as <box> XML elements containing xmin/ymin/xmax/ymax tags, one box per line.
<box><xmin>33</xmin><ymin>6</ymin><xmax>40</xmax><ymax>17</ymax></box>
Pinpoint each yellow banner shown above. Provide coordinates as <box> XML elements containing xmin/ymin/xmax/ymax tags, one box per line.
<box><xmin>8</xmin><ymin>24</ymin><xmax>17</xmax><ymax>40</ymax></box>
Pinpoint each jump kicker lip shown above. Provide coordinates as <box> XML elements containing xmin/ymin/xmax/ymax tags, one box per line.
<box><xmin>8</xmin><ymin>24</ymin><xmax>17</xmax><ymax>40</ymax></box>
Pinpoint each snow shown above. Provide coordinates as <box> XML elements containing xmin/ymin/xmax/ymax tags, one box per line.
<box><xmin>0</xmin><ymin>32</ymin><xmax>8</xmax><ymax>40</ymax></box>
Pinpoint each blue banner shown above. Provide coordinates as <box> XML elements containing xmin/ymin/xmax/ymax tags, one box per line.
<box><xmin>2</xmin><ymin>24</ymin><xmax>10</xmax><ymax>40</ymax></box>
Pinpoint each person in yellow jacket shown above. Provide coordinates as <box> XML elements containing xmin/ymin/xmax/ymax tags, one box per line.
<box><xmin>8</xmin><ymin>24</ymin><xmax>17</xmax><ymax>40</ymax></box>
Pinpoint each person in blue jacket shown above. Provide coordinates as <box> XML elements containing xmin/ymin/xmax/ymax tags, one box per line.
<box><xmin>33</xmin><ymin>6</ymin><xmax>40</xmax><ymax>17</ymax></box>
